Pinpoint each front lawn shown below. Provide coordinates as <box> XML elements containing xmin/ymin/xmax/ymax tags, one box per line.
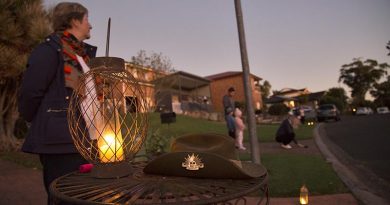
<box><xmin>150</xmin><ymin>113</ymin><xmax>314</xmax><ymax>145</ymax></box>
<box><xmin>239</xmin><ymin>153</ymin><xmax>349</xmax><ymax>197</ymax></box>
<box><xmin>0</xmin><ymin>113</ymin><xmax>348</xmax><ymax>197</ymax></box>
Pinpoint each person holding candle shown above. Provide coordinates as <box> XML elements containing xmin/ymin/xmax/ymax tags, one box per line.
<box><xmin>18</xmin><ymin>2</ymin><xmax>96</xmax><ymax>204</ymax></box>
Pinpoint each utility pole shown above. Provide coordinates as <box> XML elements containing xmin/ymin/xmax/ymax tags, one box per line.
<box><xmin>234</xmin><ymin>0</ymin><xmax>260</xmax><ymax>163</ymax></box>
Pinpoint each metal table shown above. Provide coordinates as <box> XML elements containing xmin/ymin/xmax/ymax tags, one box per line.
<box><xmin>50</xmin><ymin>162</ymin><xmax>269</xmax><ymax>205</ymax></box>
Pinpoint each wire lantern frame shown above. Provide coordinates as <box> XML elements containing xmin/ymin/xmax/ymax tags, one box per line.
<box><xmin>68</xmin><ymin>67</ymin><xmax>149</xmax><ymax>178</ymax></box>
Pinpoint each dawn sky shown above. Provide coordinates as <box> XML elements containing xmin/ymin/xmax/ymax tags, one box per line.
<box><xmin>44</xmin><ymin>0</ymin><xmax>390</xmax><ymax>95</ymax></box>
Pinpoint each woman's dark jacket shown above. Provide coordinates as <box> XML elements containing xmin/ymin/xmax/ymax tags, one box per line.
<box><xmin>275</xmin><ymin>118</ymin><xmax>294</xmax><ymax>142</ymax></box>
<box><xmin>19</xmin><ymin>34</ymin><xmax>97</xmax><ymax>154</ymax></box>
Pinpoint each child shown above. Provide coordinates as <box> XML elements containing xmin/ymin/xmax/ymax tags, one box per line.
<box><xmin>234</xmin><ymin>108</ymin><xmax>246</xmax><ymax>150</ymax></box>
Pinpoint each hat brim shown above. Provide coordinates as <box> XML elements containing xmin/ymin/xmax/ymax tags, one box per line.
<box><xmin>143</xmin><ymin>152</ymin><xmax>267</xmax><ymax>179</ymax></box>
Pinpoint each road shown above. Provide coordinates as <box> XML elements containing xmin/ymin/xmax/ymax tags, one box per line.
<box><xmin>320</xmin><ymin>114</ymin><xmax>390</xmax><ymax>203</ymax></box>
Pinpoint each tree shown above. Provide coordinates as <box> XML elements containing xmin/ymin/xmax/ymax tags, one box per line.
<box><xmin>271</xmin><ymin>90</ymin><xmax>281</xmax><ymax>95</ymax></box>
<box><xmin>0</xmin><ymin>0</ymin><xmax>51</xmax><ymax>151</ymax></box>
<box><xmin>130</xmin><ymin>50</ymin><xmax>176</xmax><ymax>112</ymax></box>
<box><xmin>323</xmin><ymin>87</ymin><xmax>349</xmax><ymax>112</ymax></box>
<box><xmin>386</xmin><ymin>41</ymin><xmax>390</xmax><ymax>56</ymax></box>
<box><xmin>370</xmin><ymin>76</ymin><xmax>390</xmax><ymax>107</ymax></box>
<box><xmin>260</xmin><ymin>80</ymin><xmax>271</xmax><ymax>99</ymax></box>
<box><xmin>339</xmin><ymin>58</ymin><xmax>389</xmax><ymax>105</ymax></box>
<box><xmin>259</xmin><ymin>80</ymin><xmax>271</xmax><ymax>111</ymax></box>
<box><xmin>131</xmin><ymin>50</ymin><xmax>174</xmax><ymax>73</ymax></box>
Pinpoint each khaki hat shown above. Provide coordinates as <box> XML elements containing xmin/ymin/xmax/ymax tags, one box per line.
<box><xmin>143</xmin><ymin>133</ymin><xmax>267</xmax><ymax>179</ymax></box>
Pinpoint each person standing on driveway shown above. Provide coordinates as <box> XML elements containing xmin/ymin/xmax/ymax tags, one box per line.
<box><xmin>223</xmin><ymin>87</ymin><xmax>236</xmax><ymax>138</ymax></box>
<box><xmin>18</xmin><ymin>2</ymin><xmax>96</xmax><ymax>204</ymax></box>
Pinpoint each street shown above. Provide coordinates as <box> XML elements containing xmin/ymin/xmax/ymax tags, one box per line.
<box><xmin>321</xmin><ymin>114</ymin><xmax>390</xmax><ymax>203</ymax></box>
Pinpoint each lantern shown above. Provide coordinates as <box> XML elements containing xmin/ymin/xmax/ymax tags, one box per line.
<box><xmin>68</xmin><ymin>63</ymin><xmax>149</xmax><ymax>178</ymax></box>
<box><xmin>299</xmin><ymin>184</ymin><xmax>309</xmax><ymax>204</ymax></box>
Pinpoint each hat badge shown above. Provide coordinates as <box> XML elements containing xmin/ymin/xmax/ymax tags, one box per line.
<box><xmin>182</xmin><ymin>153</ymin><xmax>204</xmax><ymax>171</ymax></box>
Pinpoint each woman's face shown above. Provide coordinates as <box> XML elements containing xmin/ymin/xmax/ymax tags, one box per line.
<box><xmin>79</xmin><ymin>14</ymin><xmax>91</xmax><ymax>40</ymax></box>
<box><xmin>72</xmin><ymin>14</ymin><xmax>92</xmax><ymax>41</ymax></box>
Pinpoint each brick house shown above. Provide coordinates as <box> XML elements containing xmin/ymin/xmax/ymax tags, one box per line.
<box><xmin>205</xmin><ymin>71</ymin><xmax>262</xmax><ymax>113</ymax></box>
<box><xmin>124</xmin><ymin>62</ymin><xmax>168</xmax><ymax>112</ymax></box>
<box><xmin>88</xmin><ymin>57</ymin><xmax>162</xmax><ymax>112</ymax></box>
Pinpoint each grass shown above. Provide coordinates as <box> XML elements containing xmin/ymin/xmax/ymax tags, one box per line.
<box><xmin>0</xmin><ymin>113</ymin><xmax>348</xmax><ymax>197</ymax></box>
<box><xmin>264</xmin><ymin>154</ymin><xmax>348</xmax><ymax>197</ymax></box>
<box><xmin>150</xmin><ymin>113</ymin><xmax>314</xmax><ymax>145</ymax></box>
<box><xmin>239</xmin><ymin>153</ymin><xmax>349</xmax><ymax>197</ymax></box>
<box><xmin>0</xmin><ymin>151</ymin><xmax>42</xmax><ymax>170</ymax></box>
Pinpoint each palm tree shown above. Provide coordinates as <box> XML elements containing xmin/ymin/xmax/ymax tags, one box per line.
<box><xmin>339</xmin><ymin>58</ymin><xmax>389</xmax><ymax>105</ymax></box>
<box><xmin>0</xmin><ymin>0</ymin><xmax>51</xmax><ymax>151</ymax></box>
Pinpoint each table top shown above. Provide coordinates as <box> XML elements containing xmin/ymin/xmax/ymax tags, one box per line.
<box><xmin>50</xmin><ymin>161</ymin><xmax>268</xmax><ymax>205</ymax></box>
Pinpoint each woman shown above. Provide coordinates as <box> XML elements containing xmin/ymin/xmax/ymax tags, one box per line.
<box><xmin>275</xmin><ymin>111</ymin><xmax>308</xmax><ymax>149</ymax></box>
<box><xmin>18</xmin><ymin>2</ymin><xmax>96</xmax><ymax>204</ymax></box>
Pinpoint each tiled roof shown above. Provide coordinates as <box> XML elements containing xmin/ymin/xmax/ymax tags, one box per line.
<box><xmin>265</xmin><ymin>90</ymin><xmax>327</xmax><ymax>104</ymax></box>
<box><xmin>278</xmin><ymin>88</ymin><xmax>308</xmax><ymax>95</ymax></box>
<box><xmin>297</xmin><ymin>91</ymin><xmax>327</xmax><ymax>101</ymax></box>
<box><xmin>153</xmin><ymin>70</ymin><xmax>210</xmax><ymax>90</ymax></box>
<box><xmin>205</xmin><ymin>71</ymin><xmax>262</xmax><ymax>81</ymax></box>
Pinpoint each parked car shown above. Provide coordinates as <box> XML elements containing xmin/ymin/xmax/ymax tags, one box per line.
<box><xmin>297</xmin><ymin>105</ymin><xmax>316</xmax><ymax>120</ymax></box>
<box><xmin>355</xmin><ymin>107</ymin><xmax>373</xmax><ymax>115</ymax></box>
<box><xmin>376</xmin><ymin>106</ymin><xmax>389</xmax><ymax>114</ymax></box>
<box><xmin>316</xmin><ymin>104</ymin><xmax>340</xmax><ymax>122</ymax></box>
<box><xmin>292</xmin><ymin>105</ymin><xmax>317</xmax><ymax>124</ymax></box>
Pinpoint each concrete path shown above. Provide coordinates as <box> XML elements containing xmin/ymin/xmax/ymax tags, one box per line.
<box><xmin>0</xmin><ymin>159</ymin><xmax>46</xmax><ymax>205</ymax></box>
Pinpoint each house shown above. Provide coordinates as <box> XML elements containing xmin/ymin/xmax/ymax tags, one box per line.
<box><xmin>87</xmin><ymin>57</ymin><xmax>160</xmax><ymax>112</ymax></box>
<box><xmin>90</xmin><ymin>58</ymin><xmax>214</xmax><ymax>114</ymax></box>
<box><xmin>296</xmin><ymin>91</ymin><xmax>327</xmax><ymax>109</ymax></box>
<box><xmin>265</xmin><ymin>88</ymin><xmax>326</xmax><ymax>109</ymax></box>
<box><xmin>124</xmin><ymin>62</ymin><xmax>168</xmax><ymax>112</ymax></box>
<box><xmin>205</xmin><ymin>71</ymin><xmax>262</xmax><ymax>113</ymax></box>
<box><xmin>266</xmin><ymin>88</ymin><xmax>309</xmax><ymax>108</ymax></box>
<box><xmin>153</xmin><ymin>71</ymin><xmax>211</xmax><ymax>114</ymax></box>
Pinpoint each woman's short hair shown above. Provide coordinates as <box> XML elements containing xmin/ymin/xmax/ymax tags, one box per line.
<box><xmin>52</xmin><ymin>2</ymin><xmax>88</xmax><ymax>32</ymax></box>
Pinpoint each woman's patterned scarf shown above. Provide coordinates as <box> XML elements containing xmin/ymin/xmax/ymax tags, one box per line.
<box><xmin>58</xmin><ymin>31</ymin><xmax>89</xmax><ymax>89</ymax></box>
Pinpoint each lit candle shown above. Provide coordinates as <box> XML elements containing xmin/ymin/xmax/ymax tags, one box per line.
<box><xmin>98</xmin><ymin>130</ymin><xmax>124</xmax><ymax>163</ymax></box>
<box><xmin>299</xmin><ymin>184</ymin><xmax>309</xmax><ymax>205</ymax></box>
<box><xmin>98</xmin><ymin>111</ymin><xmax>125</xmax><ymax>163</ymax></box>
